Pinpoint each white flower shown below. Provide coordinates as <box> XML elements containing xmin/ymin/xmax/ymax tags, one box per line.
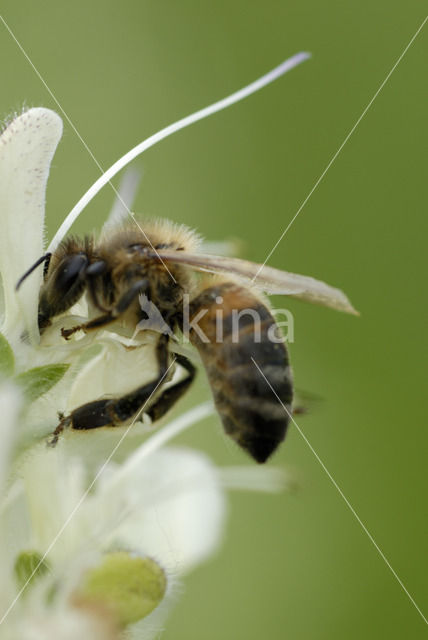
<box><xmin>0</xmin><ymin>108</ymin><xmax>228</xmax><ymax>638</ymax></box>
<box><xmin>0</xmin><ymin>106</ymin><xmax>291</xmax><ymax>639</ymax></box>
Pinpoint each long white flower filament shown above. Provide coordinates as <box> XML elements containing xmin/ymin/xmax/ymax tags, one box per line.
<box><xmin>48</xmin><ymin>52</ymin><xmax>310</xmax><ymax>253</ymax></box>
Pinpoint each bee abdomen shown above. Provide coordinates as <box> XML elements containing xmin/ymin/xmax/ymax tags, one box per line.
<box><xmin>188</xmin><ymin>283</ymin><xmax>293</xmax><ymax>463</ymax></box>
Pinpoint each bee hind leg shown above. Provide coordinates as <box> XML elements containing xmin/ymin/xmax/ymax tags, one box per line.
<box><xmin>49</xmin><ymin>335</ymin><xmax>170</xmax><ymax>441</ymax></box>
<box><xmin>147</xmin><ymin>354</ymin><xmax>196</xmax><ymax>422</ymax></box>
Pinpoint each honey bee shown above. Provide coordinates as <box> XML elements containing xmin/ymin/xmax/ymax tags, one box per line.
<box><xmin>17</xmin><ymin>219</ymin><xmax>357</xmax><ymax>462</ymax></box>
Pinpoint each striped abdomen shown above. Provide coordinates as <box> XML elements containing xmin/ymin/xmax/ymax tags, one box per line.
<box><xmin>187</xmin><ymin>282</ymin><xmax>293</xmax><ymax>463</ymax></box>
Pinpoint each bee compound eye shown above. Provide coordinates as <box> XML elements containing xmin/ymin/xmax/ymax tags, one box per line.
<box><xmin>54</xmin><ymin>254</ymin><xmax>88</xmax><ymax>291</ymax></box>
<box><xmin>38</xmin><ymin>254</ymin><xmax>89</xmax><ymax>329</ymax></box>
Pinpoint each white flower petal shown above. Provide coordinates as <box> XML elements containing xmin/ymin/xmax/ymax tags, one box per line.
<box><xmin>67</xmin><ymin>336</ymin><xmax>160</xmax><ymax>410</ymax></box>
<box><xmin>0</xmin><ymin>383</ymin><xmax>21</xmax><ymax>496</ymax></box>
<box><xmin>101</xmin><ymin>166</ymin><xmax>141</xmax><ymax>236</ymax></box>
<box><xmin>20</xmin><ymin>446</ymin><xmax>89</xmax><ymax>566</ymax></box>
<box><xmin>14</xmin><ymin>604</ymin><xmax>118</xmax><ymax>640</ymax></box>
<box><xmin>102</xmin><ymin>446</ymin><xmax>226</xmax><ymax>575</ymax></box>
<box><xmin>0</xmin><ymin>384</ymin><xmax>22</xmax><ymax>612</ymax></box>
<box><xmin>0</xmin><ymin>108</ymin><xmax>63</xmax><ymax>340</ymax></box>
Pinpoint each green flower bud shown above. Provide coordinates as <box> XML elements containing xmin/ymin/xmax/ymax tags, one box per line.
<box><xmin>76</xmin><ymin>552</ymin><xmax>167</xmax><ymax>627</ymax></box>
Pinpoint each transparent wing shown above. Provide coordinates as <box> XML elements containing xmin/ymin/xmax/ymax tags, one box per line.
<box><xmin>153</xmin><ymin>250</ymin><xmax>358</xmax><ymax>315</ymax></box>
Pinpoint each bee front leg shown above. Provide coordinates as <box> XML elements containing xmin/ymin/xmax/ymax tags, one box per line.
<box><xmin>48</xmin><ymin>335</ymin><xmax>169</xmax><ymax>444</ymax></box>
<box><xmin>61</xmin><ymin>278</ymin><xmax>149</xmax><ymax>339</ymax></box>
<box><xmin>47</xmin><ymin>414</ymin><xmax>72</xmax><ymax>447</ymax></box>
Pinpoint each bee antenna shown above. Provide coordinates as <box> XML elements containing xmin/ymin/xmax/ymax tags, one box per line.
<box><xmin>16</xmin><ymin>253</ymin><xmax>51</xmax><ymax>290</ymax></box>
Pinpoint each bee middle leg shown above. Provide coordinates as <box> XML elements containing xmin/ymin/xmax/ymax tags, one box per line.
<box><xmin>49</xmin><ymin>335</ymin><xmax>170</xmax><ymax>445</ymax></box>
<box><xmin>61</xmin><ymin>278</ymin><xmax>149</xmax><ymax>339</ymax></box>
<box><xmin>146</xmin><ymin>354</ymin><xmax>196</xmax><ymax>422</ymax></box>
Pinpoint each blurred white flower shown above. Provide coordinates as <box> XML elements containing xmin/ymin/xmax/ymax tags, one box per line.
<box><xmin>0</xmin><ymin>108</ymin><xmax>289</xmax><ymax>639</ymax></box>
<box><xmin>1</xmin><ymin>395</ymin><xmax>225</xmax><ymax>638</ymax></box>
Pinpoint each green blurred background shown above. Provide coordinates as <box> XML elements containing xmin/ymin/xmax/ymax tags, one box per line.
<box><xmin>1</xmin><ymin>2</ymin><xmax>427</xmax><ymax>638</ymax></box>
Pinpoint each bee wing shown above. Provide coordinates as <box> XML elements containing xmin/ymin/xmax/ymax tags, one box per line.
<box><xmin>154</xmin><ymin>250</ymin><xmax>358</xmax><ymax>315</ymax></box>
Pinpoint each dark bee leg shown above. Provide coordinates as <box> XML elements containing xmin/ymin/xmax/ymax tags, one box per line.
<box><xmin>146</xmin><ymin>354</ymin><xmax>196</xmax><ymax>421</ymax></box>
<box><xmin>61</xmin><ymin>278</ymin><xmax>149</xmax><ymax>339</ymax></box>
<box><xmin>48</xmin><ymin>335</ymin><xmax>170</xmax><ymax>445</ymax></box>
